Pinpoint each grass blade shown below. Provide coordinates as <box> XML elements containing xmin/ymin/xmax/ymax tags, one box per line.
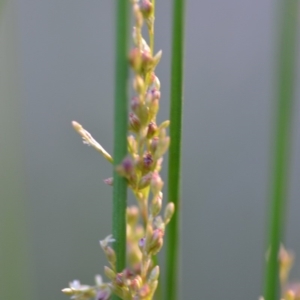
<box><xmin>264</xmin><ymin>1</ymin><xmax>299</xmax><ymax>299</ymax></box>
<box><xmin>165</xmin><ymin>0</ymin><xmax>185</xmax><ymax>299</ymax></box>
<box><xmin>112</xmin><ymin>1</ymin><xmax>129</xmax><ymax>299</ymax></box>
<box><xmin>0</xmin><ymin>2</ymin><xmax>35</xmax><ymax>300</ymax></box>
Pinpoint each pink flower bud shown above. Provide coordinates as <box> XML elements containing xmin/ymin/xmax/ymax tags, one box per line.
<box><xmin>147</xmin><ymin>122</ymin><xmax>157</xmax><ymax>138</ymax></box>
<box><xmin>143</xmin><ymin>152</ymin><xmax>153</xmax><ymax>169</ymax></box>
<box><xmin>129</xmin><ymin>112</ymin><xmax>141</xmax><ymax>132</ymax></box>
<box><xmin>96</xmin><ymin>288</ymin><xmax>110</xmax><ymax>300</ymax></box>
<box><xmin>116</xmin><ymin>157</ymin><xmax>135</xmax><ymax>178</ymax></box>
<box><xmin>130</xmin><ymin>275</ymin><xmax>142</xmax><ymax>292</ymax></box>
<box><xmin>129</xmin><ymin>48</ymin><xmax>142</xmax><ymax>72</ymax></box>
<box><xmin>140</xmin><ymin>0</ymin><xmax>153</xmax><ymax>18</ymax></box>
<box><xmin>139</xmin><ymin>284</ymin><xmax>151</xmax><ymax>298</ymax></box>
<box><xmin>148</xmin><ymin>228</ymin><xmax>164</xmax><ymax>255</ymax></box>
<box><xmin>138</xmin><ymin>172</ymin><xmax>152</xmax><ymax>189</ymax></box>
<box><xmin>103</xmin><ymin>177</ymin><xmax>113</xmax><ymax>186</ymax></box>
<box><xmin>151</xmin><ymin>89</ymin><xmax>161</xmax><ymax>100</ymax></box>
<box><xmin>141</xmin><ymin>50</ymin><xmax>154</xmax><ymax>71</ymax></box>
<box><xmin>151</xmin><ymin>172</ymin><xmax>164</xmax><ymax>195</ymax></box>
<box><xmin>150</xmin><ymin>137</ymin><xmax>159</xmax><ymax>154</ymax></box>
<box><xmin>133</xmin><ymin>4</ymin><xmax>144</xmax><ymax>27</ymax></box>
<box><xmin>115</xmin><ymin>273</ymin><xmax>124</xmax><ymax>286</ymax></box>
<box><xmin>139</xmin><ymin>237</ymin><xmax>146</xmax><ymax>250</ymax></box>
<box><xmin>148</xmin><ymin>90</ymin><xmax>160</xmax><ymax>120</ymax></box>
<box><xmin>151</xmin><ymin>192</ymin><xmax>162</xmax><ymax>217</ymax></box>
<box><xmin>131</xmin><ymin>96</ymin><xmax>140</xmax><ymax>112</ymax></box>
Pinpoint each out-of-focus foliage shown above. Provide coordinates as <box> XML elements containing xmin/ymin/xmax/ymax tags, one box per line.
<box><xmin>0</xmin><ymin>2</ymin><xmax>35</xmax><ymax>300</ymax></box>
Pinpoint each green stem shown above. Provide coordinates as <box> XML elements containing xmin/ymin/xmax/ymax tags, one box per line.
<box><xmin>0</xmin><ymin>3</ymin><xmax>35</xmax><ymax>299</ymax></box>
<box><xmin>152</xmin><ymin>255</ymin><xmax>162</xmax><ymax>300</ymax></box>
<box><xmin>112</xmin><ymin>1</ymin><xmax>129</xmax><ymax>299</ymax></box>
<box><xmin>264</xmin><ymin>1</ymin><xmax>298</xmax><ymax>299</ymax></box>
<box><xmin>165</xmin><ymin>0</ymin><xmax>185</xmax><ymax>299</ymax></box>
<box><xmin>149</xmin><ymin>0</ymin><xmax>155</xmax><ymax>55</ymax></box>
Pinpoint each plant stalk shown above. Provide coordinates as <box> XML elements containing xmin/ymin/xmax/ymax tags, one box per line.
<box><xmin>264</xmin><ymin>1</ymin><xmax>298</xmax><ymax>299</ymax></box>
<box><xmin>112</xmin><ymin>1</ymin><xmax>129</xmax><ymax>299</ymax></box>
<box><xmin>149</xmin><ymin>0</ymin><xmax>155</xmax><ymax>55</ymax></box>
<box><xmin>165</xmin><ymin>0</ymin><xmax>185</xmax><ymax>299</ymax></box>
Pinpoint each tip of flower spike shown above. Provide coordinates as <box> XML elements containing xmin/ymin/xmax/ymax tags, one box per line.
<box><xmin>61</xmin><ymin>288</ymin><xmax>73</xmax><ymax>295</ymax></box>
<box><xmin>72</xmin><ymin>120</ymin><xmax>82</xmax><ymax>131</ymax></box>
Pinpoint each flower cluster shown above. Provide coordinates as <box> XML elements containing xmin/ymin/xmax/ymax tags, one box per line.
<box><xmin>63</xmin><ymin>1</ymin><xmax>174</xmax><ymax>299</ymax></box>
<box><xmin>260</xmin><ymin>245</ymin><xmax>300</xmax><ymax>300</ymax></box>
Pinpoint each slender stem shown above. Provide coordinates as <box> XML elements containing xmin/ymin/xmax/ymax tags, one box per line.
<box><xmin>264</xmin><ymin>1</ymin><xmax>298</xmax><ymax>299</ymax></box>
<box><xmin>112</xmin><ymin>1</ymin><xmax>129</xmax><ymax>299</ymax></box>
<box><xmin>165</xmin><ymin>0</ymin><xmax>185</xmax><ymax>299</ymax></box>
<box><xmin>0</xmin><ymin>3</ymin><xmax>34</xmax><ymax>299</ymax></box>
<box><xmin>147</xmin><ymin>3</ymin><xmax>163</xmax><ymax>299</ymax></box>
<box><xmin>149</xmin><ymin>0</ymin><xmax>155</xmax><ymax>55</ymax></box>
<box><xmin>152</xmin><ymin>255</ymin><xmax>163</xmax><ymax>300</ymax></box>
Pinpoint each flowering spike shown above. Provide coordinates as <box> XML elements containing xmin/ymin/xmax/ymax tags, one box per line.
<box><xmin>64</xmin><ymin>1</ymin><xmax>175</xmax><ymax>299</ymax></box>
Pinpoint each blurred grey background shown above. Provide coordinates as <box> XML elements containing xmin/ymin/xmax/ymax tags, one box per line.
<box><xmin>1</xmin><ymin>0</ymin><xmax>300</xmax><ymax>299</ymax></box>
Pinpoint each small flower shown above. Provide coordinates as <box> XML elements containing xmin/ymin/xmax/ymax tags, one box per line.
<box><xmin>95</xmin><ymin>288</ymin><xmax>110</xmax><ymax>300</ymax></box>
<box><xmin>147</xmin><ymin>122</ymin><xmax>157</xmax><ymax>138</ymax></box>
<box><xmin>150</xmin><ymin>192</ymin><xmax>162</xmax><ymax>217</ymax></box>
<box><xmin>95</xmin><ymin>275</ymin><xmax>103</xmax><ymax>287</ymax></box>
<box><xmin>129</xmin><ymin>112</ymin><xmax>141</xmax><ymax>132</ymax></box>
<box><xmin>138</xmin><ymin>172</ymin><xmax>153</xmax><ymax>189</ymax></box>
<box><xmin>116</xmin><ymin>157</ymin><xmax>135</xmax><ymax>179</ymax></box>
<box><xmin>149</xmin><ymin>266</ymin><xmax>160</xmax><ymax>282</ymax></box>
<box><xmin>100</xmin><ymin>235</ymin><xmax>116</xmax><ymax>249</ymax></box>
<box><xmin>70</xmin><ymin>280</ymin><xmax>82</xmax><ymax>290</ymax></box>
<box><xmin>143</xmin><ymin>152</ymin><xmax>154</xmax><ymax>169</ymax></box>
<box><xmin>62</xmin><ymin>280</ymin><xmax>95</xmax><ymax>300</ymax></box>
<box><xmin>100</xmin><ymin>235</ymin><xmax>116</xmax><ymax>269</ymax></box>
<box><xmin>139</xmin><ymin>237</ymin><xmax>146</xmax><ymax>250</ymax></box>
<box><xmin>150</xmin><ymin>172</ymin><xmax>164</xmax><ymax>196</ymax></box>
<box><xmin>103</xmin><ymin>178</ymin><xmax>113</xmax><ymax>186</ymax></box>
<box><xmin>164</xmin><ymin>202</ymin><xmax>175</xmax><ymax>225</ymax></box>
<box><xmin>139</xmin><ymin>0</ymin><xmax>153</xmax><ymax>19</ymax></box>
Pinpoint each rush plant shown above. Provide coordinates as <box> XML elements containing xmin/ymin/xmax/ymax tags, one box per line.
<box><xmin>62</xmin><ymin>1</ymin><xmax>181</xmax><ymax>299</ymax></box>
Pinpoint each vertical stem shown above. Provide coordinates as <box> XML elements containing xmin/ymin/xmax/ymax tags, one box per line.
<box><xmin>264</xmin><ymin>1</ymin><xmax>298</xmax><ymax>299</ymax></box>
<box><xmin>112</xmin><ymin>1</ymin><xmax>129</xmax><ymax>299</ymax></box>
<box><xmin>0</xmin><ymin>2</ymin><xmax>35</xmax><ymax>300</ymax></box>
<box><xmin>165</xmin><ymin>0</ymin><xmax>185</xmax><ymax>299</ymax></box>
<box><xmin>149</xmin><ymin>0</ymin><xmax>155</xmax><ymax>55</ymax></box>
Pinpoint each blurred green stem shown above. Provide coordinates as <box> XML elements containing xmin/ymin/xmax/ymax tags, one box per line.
<box><xmin>149</xmin><ymin>0</ymin><xmax>155</xmax><ymax>55</ymax></box>
<box><xmin>0</xmin><ymin>1</ymin><xmax>6</xmax><ymax>16</ymax></box>
<box><xmin>264</xmin><ymin>1</ymin><xmax>299</xmax><ymax>299</ymax></box>
<box><xmin>165</xmin><ymin>0</ymin><xmax>185</xmax><ymax>299</ymax></box>
<box><xmin>112</xmin><ymin>1</ymin><xmax>129</xmax><ymax>299</ymax></box>
<box><xmin>0</xmin><ymin>2</ymin><xmax>35</xmax><ymax>300</ymax></box>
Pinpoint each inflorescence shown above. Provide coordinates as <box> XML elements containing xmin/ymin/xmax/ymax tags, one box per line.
<box><xmin>259</xmin><ymin>245</ymin><xmax>300</xmax><ymax>300</ymax></box>
<box><xmin>62</xmin><ymin>1</ymin><xmax>174</xmax><ymax>299</ymax></box>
